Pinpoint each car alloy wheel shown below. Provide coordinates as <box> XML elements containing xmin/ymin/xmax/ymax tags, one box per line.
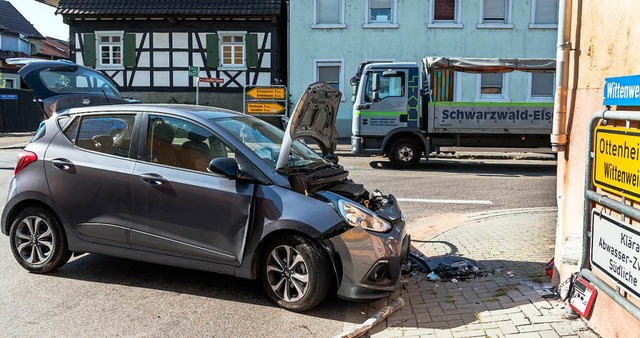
<box><xmin>14</xmin><ymin>216</ymin><xmax>55</xmax><ymax>265</ymax></box>
<box><xmin>9</xmin><ymin>207</ymin><xmax>71</xmax><ymax>273</ymax></box>
<box><xmin>266</xmin><ymin>245</ymin><xmax>309</xmax><ymax>302</ymax></box>
<box><xmin>260</xmin><ymin>235</ymin><xmax>331</xmax><ymax>312</ymax></box>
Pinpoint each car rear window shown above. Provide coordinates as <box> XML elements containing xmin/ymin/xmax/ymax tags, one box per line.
<box><xmin>64</xmin><ymin>114</ymin><xmax>136</xmax><ymax>158</ymax></box>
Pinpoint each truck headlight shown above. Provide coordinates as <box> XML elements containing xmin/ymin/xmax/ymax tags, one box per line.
<box><xmin>337</xmin><ymin>199</ymin><xmax>391</xmax><ymax>233</ymax></box>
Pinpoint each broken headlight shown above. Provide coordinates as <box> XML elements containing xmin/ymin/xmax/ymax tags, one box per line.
<box><xmin>337</xmin><ymin>199</ymin><xmax>391</xmax><ymax>233</ymax></box>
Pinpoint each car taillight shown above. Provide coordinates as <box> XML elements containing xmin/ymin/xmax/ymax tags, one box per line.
<box><xmin>14</xmin><ymin>150</ymin><xmax>38</xmax><ymax>176</ymax></box>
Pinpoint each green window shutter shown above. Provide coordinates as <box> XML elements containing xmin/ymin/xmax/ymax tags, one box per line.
<box><xmin>206</xmin><ymin>33</ymin><xmax>219</xmax><ymax>68</ymax></box>
<box><xmin>245</xmin><ymin>33</ymin><xmax>258</xmax><ymax>68</ymax></box>
<box><xmin>82</xmin><ymin>33</ymin><xmax>96</xmax><ymax>67</ymax></box>
<box><xmin>123</xmin><ymin>33</ymin><xmax>137</xmax><ymax>67</ymax></box>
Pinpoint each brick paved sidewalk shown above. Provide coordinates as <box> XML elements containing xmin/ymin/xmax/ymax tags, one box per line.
<box><xmin>343</xmin><ymin>208</ymin><xmax>598</xmax><ymax>338</ymax></box>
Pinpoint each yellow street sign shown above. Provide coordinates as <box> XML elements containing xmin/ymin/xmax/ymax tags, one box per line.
<box><xmin>593</xmin><ymin>126</ymin><xmax>640</xmax><ymax>202</ymax></box>
<box><xmin>246</xmin><ymin>102</ymin><xmax>285</xmax><ymax>114</ymax></box>
<box><xmin>246</xmin><ymin>87</ymin><xmax>286</xmax><ymax>100</ymax></box>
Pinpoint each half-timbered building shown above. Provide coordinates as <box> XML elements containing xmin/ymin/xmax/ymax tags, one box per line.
<box><xmin>54</xmin><ymin>0</ymin><xmax>286</xmax><ymax>110</ymax></box>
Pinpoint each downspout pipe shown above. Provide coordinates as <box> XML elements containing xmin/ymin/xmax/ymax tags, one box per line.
<box><xmin>551</xmin><ymin>0</ymin><xmax>572</xmax><ymax>152</ymax></box>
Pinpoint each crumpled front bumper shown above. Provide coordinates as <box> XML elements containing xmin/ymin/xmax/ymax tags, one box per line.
<box><xmin>327</xmin><ymin>196</ymin><xmax>410</xmax><ymax>301</ymax></box>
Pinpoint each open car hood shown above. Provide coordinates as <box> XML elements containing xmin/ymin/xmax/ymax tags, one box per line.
<box><xmin>276</xmin><ymin>82</ymin><xmax>342</xmax><ymax>169</ymax></box>
<box><xmin>13</xmin><ymin>59</ymin><xmax>128</xmax><ymax>117</ymax></box>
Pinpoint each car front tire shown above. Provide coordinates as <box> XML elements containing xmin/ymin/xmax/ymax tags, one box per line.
<box><xmin>260</xmin><ymin>234</ymin><xmax>331</xmax><ymax>312</ymax></box>
<box><xmin>9</xmin><ymin>207</ymin><xmax>71</xmax><ymax>273</ymax></box>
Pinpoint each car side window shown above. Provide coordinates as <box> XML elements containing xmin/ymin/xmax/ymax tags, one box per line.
<box><xmin>147</xmin><ymin>115</ymin><xmax>234</xmax><ymax>173</ymax></box>
<box><xmin>65</xmin><ymin>114</ymin><xmax>135</xmax><ymax>158</ymax></box>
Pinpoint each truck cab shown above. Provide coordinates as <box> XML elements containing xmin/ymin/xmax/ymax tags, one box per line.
<box><xmin>351</xmin><ymin>62</ymin><xmax>429</xmax><ymax>167</ymax></box>
<box><xmin>351</xmin><ymin>58</ymin><xmax>556</xmax><ymax>168</ymax></box>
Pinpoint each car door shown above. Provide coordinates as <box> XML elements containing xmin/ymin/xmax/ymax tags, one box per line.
<box><xmin>130</xmin><ymin>113</ymin><xmax>254</xmax><ymax>265</ymax></box>
<box><xmin>44</xmin><ymin>113</ymin><xmax>139</xmax><ymax>248</ymax></box>
<box><xmin>358</xmin><ymin>69</ymin><xmax>409</xmax><ymax>136</ymax></box>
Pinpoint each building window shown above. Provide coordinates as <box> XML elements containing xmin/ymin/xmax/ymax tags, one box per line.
<box><xmin>428</xmin><ymin>0</ymin><xmax>462</xmax><ymax>28</ymax></box>
<box><xmin>479</xmin><ymin>0</ymin><xmax>513</xmax><ymax>28</ymax></box>
<box><xmin>315</xmin><ymin>60</ymin><xmax>344</xmax><ymax>100</ymax></box>
<box><xmin>314</xmin><ymin>0</ymin><xmax>345</xmax><ymax>27</ymax></box>
<box><xmin>364</xmin><ymin>0</ymin><xmax>398</xmax><ymax>28</ymax></box>
<box><xmin>1</xmin><ymin>78</ymin><xmax>16</xmax><ymax>88</ymax></box>
<box><xmin>529</xmin><ymin>73</ymin><xmax>555</xmax><ymax>100</ymax></box>
<box><xmin>96</xmin><ymin>32</ymin><xmax>123</xmax><ymax>69</ymax></box>
<box><xmin>531</xmin><ymin>0</ymin><xmax>558</xmax><ymax>28</ymax></box>
<box><xmin>478</xmin><ymin>73</ymin><xmax>509</xmax><ymax>100</ymax></box>
<box><xmin>220</xmin><ymin>34</ymin><xmax>245</xmax><ymax>68</ymax></box>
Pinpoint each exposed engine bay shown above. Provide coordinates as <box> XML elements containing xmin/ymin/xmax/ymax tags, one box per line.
<box><xmin>287</xmin><ymin>163</ymin><xmax>390</xmax><ymax>213</ymax></box>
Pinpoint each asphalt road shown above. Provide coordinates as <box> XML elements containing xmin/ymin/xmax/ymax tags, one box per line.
<box><xmin>0</xmin><ymin>149</ymin><xmax>557</xmax><ymax>337</ymax></box>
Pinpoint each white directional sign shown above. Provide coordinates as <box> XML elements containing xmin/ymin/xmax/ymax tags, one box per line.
<box><xmin>591</xmin><ymin>209</ymin><xmax>640</xmax><ymax>299</ymax></box>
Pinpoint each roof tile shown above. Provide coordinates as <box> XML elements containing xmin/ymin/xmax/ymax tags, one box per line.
<box><xmin>56</xmin><ymin>0</ymin><xmax>282</xmax><ymax>16</ymax></box>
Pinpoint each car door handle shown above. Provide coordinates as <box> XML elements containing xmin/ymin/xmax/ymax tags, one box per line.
<box><xmin>357</xmin><ymin>104</ymin><xmax>371</xmax><ymax>110</ymax></box>
<box><xmin>140</xmin><ymin>173</ymin><xmax>168</xmax><ymax>186</ymax></box>
<box><xmin>50</xmin><ymin>158</ymin><xmax>74</xmax><ymax>171</ymax></box>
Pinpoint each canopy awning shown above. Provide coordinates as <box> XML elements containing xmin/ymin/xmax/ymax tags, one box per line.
<box><xmin>423</xmin><ymin>57</ymin><xmax>556</xmax><ymax>73</ymax></box>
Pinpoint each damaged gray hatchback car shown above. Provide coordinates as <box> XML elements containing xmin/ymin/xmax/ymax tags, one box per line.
<box><xmin>1</xmin><ymin>60</ymin><xmax>410</xmax><ymax>312</ymax></box>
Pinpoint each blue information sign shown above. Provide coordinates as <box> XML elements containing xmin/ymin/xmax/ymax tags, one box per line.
<box><xmin>0</xmin><ymin>94</ymin><xmax>18</xmax><ymax>100</ymax></box>
<box><xmin>604</xmin><ymin>74</ymin><xmax>640</xmax><ymax>106</ymax></box>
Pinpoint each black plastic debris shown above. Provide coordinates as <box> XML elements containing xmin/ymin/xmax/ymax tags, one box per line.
<box><xmin>404</xmin><ymin>249</ymin><xmax>484</xmax><ymax>280</ymax></box>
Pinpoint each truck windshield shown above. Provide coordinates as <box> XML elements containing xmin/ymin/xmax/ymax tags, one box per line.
<box><xmin>364</xmin><ymin>71</ymin><xmax>405</xmax><ymax>102</ymax></box>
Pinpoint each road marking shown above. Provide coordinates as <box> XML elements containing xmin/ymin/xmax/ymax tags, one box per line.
<box><xmin>397</xmin><ymin>198</ymin><xmax>493</xmax><ymax>205</ymax></box>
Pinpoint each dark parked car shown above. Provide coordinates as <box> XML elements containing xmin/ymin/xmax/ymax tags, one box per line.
<box><xmin>1</xmin><ymin>60</ymin><xmax>410</xmax><ymax>311</ymax></box>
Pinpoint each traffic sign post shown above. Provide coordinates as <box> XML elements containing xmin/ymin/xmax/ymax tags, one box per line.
<box><xmin>243</xmin><ymin>85</ymin><xmax>288</xmax><ymax>115</ymax></box>
<box><xmin>189</xmin><ymin>66</ymin><xmax>200</xmax><ymax>105</ymax></box>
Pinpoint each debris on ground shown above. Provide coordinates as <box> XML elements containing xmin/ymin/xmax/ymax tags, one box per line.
<box><xmin>403</xmin><ymin>249</ymin><xmax>484</xmax><ymax>281</ymax></box>
<box><xmin>545</xmin><ymin>258</ymin><xmax>554</xmax><ymax>279</ymax></box>
<box><xmin>333</xmin><ymin>298</ymin><xmax>405</xmax><ymax>338</ymax></box>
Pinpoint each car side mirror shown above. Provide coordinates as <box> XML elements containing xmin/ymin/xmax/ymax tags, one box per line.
<box><xmin>208</xmin><ymin>157</ymin><xmax>239</xmax><ymax>178</ymax></box>
<box><xmin>324</xmin><ymin>153</ymin><xmax>339</xmax><ymax>164</ymax></box>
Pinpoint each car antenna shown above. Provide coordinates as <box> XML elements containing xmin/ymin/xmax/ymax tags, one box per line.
<box><xmin>101</xmin><ymin>88</ymin><xmax>112</xmax><ymax>105</ymax></box>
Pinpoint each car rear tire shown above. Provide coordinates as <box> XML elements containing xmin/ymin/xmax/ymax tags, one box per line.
<box><xmin>389</xmin><ymin>138</ymin><xmax>421</xmax><ymax>168</ymax></box>
<box><xmin>260</xmin><ymin>234</ymin><xmax>331</xmax><ymax>312</ymax></box>
<box><xmin>9</xmin><ymin>207</ymin><xmax>71</xmax><ymax>273</ymax></box>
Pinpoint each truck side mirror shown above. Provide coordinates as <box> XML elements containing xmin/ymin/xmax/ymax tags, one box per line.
<box><xmin>372</xmin><ymin>73</ymin><xmax>380</xmax><ymax>101</ymax></box>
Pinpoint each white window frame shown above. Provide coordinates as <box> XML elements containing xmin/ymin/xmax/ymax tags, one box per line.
<box><xmin>314</xmin><ymin>58</ymin><xmax>345</xmax><ymax>101</ymax></box>
<box><xmin>527</xmin><ymin>73</ymin><xmax>555</xmax><ymax>102</ymax></box>
<box><xmin>529</xmin><ymin>0</ymin><xmax>559</xmax><ymax>29</ymax></box>
<box><xmin>477</xmin><ymin>0</ymin><xmax>513</xmax><ymax>29</ymax></box>
<box><xmin>427</xmin><ymin>0</ymin><xmax>463</xmax><ymax>29</ymax></box>
<box><xmin>363</xmin><ymin>0</ymin><xmax>399</xmax><ymax>29</ymax></box>
<box><xmin>219</xmin><ymin>31</ymin><xmax>247</xmax><ymax>71</ymax></box>
<box><xmin>1</xmin><ymin>78</ymin><xmax>16</xmax><ymax>89</ymax></box>
<box><xmin>312</xmin><ymin>0</ymin><xmax>347</xmax><ymax>29</ymax></box>
<box><xmin>476</xmin><ymin>73</ymin><xmax>510</xmax><ymax>101</ymax></box>
<box><xmin>95</xmin><ymin>31</ymin><xmax>124</xmax><ymax>70</ymax></box>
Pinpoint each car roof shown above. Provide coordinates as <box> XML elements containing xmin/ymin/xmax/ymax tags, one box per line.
<box><xmin>61</xmin><ymin>104</ymin><xmax>246</xmax><ymax>120</ymax></box>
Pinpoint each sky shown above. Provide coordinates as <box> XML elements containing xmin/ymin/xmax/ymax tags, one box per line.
<box><xmin>7</xmin><ymin>0</ymin><xmax>68</xmax><ymax>40</ymax></box>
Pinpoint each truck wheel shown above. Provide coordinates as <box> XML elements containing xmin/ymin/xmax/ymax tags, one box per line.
<box><xmin>389</xmin><ymin>138</ymin><xmax>421</xmax><ymax>168</ymax></box>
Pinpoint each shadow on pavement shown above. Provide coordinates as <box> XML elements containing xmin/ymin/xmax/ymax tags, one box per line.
<box><xmin>47</xmin><ymin>253</ymin><xmax>346</xmax><ymax>320</ymax></box>
<box><xmin>368</xmin><ymin>159</ymin><xmax>556</xmax><ymax>177</ymax></box>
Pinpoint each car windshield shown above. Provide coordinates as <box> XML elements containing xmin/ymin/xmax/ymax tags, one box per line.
<box><xmin>38</xmin><ymin>66</ymin><xmax>122</xmax><ymax>99</ymax></box>
<box><xmin>213</xmin><ymin>116</ymin><xmax>326</xmax><ymax>169</ymax></box>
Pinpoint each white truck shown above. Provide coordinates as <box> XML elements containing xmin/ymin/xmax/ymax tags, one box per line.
<box><xmin>350</xmin><ymin>57</ymin><xmax>556</xmax><ymax>168</ymax></box>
